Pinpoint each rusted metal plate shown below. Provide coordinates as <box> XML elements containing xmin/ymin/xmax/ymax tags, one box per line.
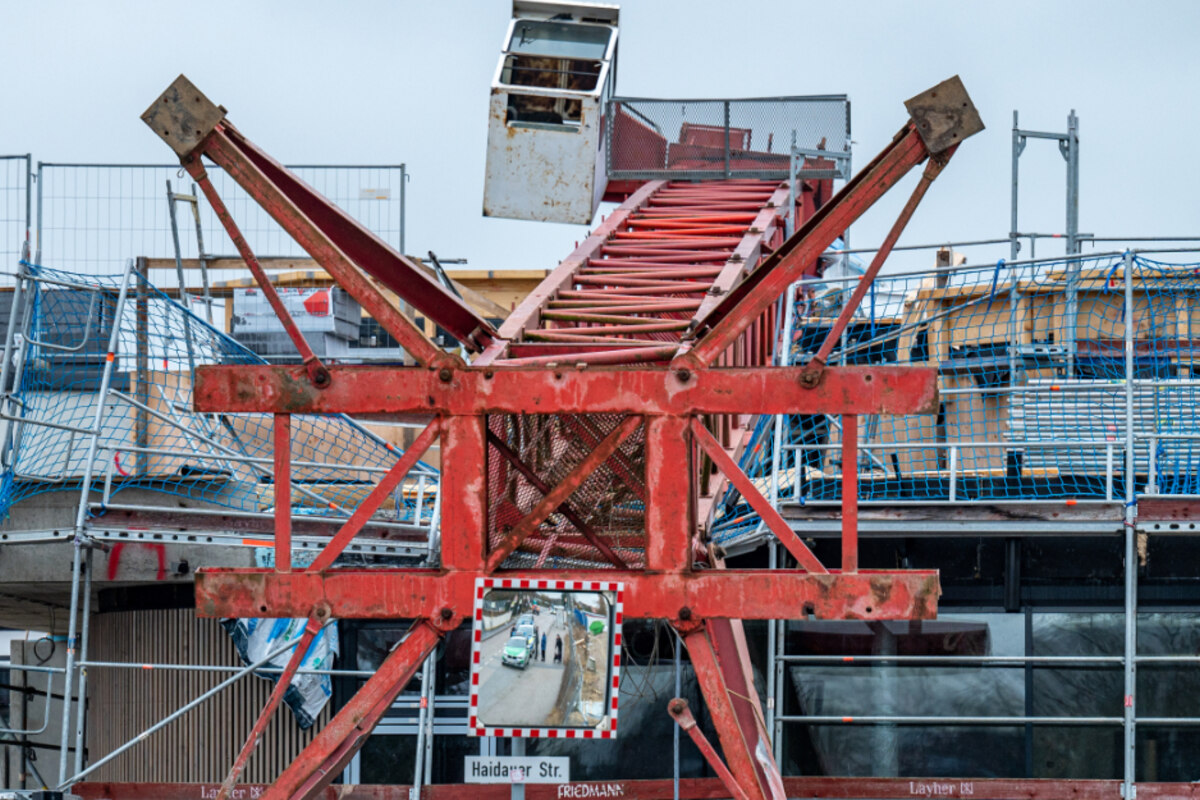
<box><xmin>141</xmin><ymin>74</ymin><xmax>225</xmax><ymax>157</ymax></box>
<box><xmin>192</xmin><ymin>568</ymin><xmax>940</xmax><ymax>621</ymax></box>
<box><xmin>904</xmin><ymin>75</ymin><xmax>985</xmax><ymax>155</ymax></box>
<box><xmin>191</xmin><ymin>364</ymin><xmax>939</xmax><ymax>416</ymax></box>
<box><xmin>482</xmin><ymin>91</ymin><xmax>607</xmax><ymax>224</ymax></box>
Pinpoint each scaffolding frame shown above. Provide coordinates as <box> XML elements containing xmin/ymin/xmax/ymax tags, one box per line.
<box><xmin>751</xmin><ymin>242</ymin><xmax>1200</xmax><ymax>799</ymax></box>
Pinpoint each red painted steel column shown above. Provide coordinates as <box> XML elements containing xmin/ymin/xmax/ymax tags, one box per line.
<box><xmin>440</xmin><ymin>416</ymin><xmax>488</xmax><ymax>572</ymax></box>
<box><xmin>842</xmin><ymin>414</ymin><xmax>858</xmax><ymax>573</ymax></box>
<box><xmin>645</xmin><ymin>416</ymin><xmax>692</xmax><ymax>571</ymax></box>
<box><xmin>683</xmin><ymin>624</ymin><xmax>781</xmax><ymax>800</ymax></box>
<box><xmin>274</xmin><ymin>413</ymin><xmax>291</xmax><ymax>573</ymax></box>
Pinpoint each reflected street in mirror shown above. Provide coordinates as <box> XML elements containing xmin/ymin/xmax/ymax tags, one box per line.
<box><xmin>474</xmin><ymin>587</ymin><xmax>615</xmax><ymax>730</ymax></box>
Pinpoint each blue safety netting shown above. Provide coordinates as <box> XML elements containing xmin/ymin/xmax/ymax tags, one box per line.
<box><xmin>712</xmin><ymin>254</ymin><xmax>1200</xmax><ymax>547</ymax></box>
<box><xmin>0</xmin><ymin>263</ymin><xmax>437</xmax><ymax>526</ymax></box>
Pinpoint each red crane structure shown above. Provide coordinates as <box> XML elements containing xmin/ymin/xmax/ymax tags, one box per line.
<box><xmin>141</xmin><ymin>71</ymin><xmax>982</xmax><ymax>800</ymax></box>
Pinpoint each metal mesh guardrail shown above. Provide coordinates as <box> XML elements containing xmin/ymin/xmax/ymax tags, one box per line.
<box><xmin>606</xmin><ymin>96</ymin><xmax>849</xmax><ymax>181</ymax></box>
<box><xmin>712</xmin><ymin>253</ymin><xmax>1200</xmax><ymax>546</ymax></box>
<box><xmin>0</xmin><ymin>155</ymin><xmax>31</xmax><ymax>268</ymax></box>
<box><xmin>34</xmin><ymin>163</ymin><xmax>406</xmax><ymax>282</ymax></box>
<box><xmin>0</xmin><ymin>261</ymin><xmax>437</xmax><ymax>528</ymax></box>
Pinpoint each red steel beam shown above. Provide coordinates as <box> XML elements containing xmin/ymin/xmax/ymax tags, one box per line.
<box><xmin>216</xmin><ymin>613</ymin><xmax>325</xmax><ymax>800</ymax></box>
<box><xmin>190</xmin><ymin>170</ymin><xmax>329</xmax><ymax>387</ymax></box>
<box><xmin>192</xmin><ymin>568</ymin><xmax>940</xmax><ymax>621</ymax></box>
<box><xmin>191</xmin><ymin>365</ymin><xmax>938</xmax><ymax>417</ymax></box>
<box><xmin>307</xmin><ymin>418</ymin><xmax>442</xmax><ymax>572</ymax></box>
<box><xmin>667</xmin><ymin>699</ymin><xmax>749</xmax><ymax>800</ymax></box>
<box><xmin>687</xmin><ymin>184</ymin><xmax>790</xmax><ymax>329</ymax></box>
<box><xmin>206</xmin><ymin>122</ymin><xmax>493</xmax><ymax>352</ymax></box>
<box><xmin>706</xmin><ymin>616</ymin><xmax>783</xmax><ymax>799</ymax></box>
<box><xmin>81</xmin><ymin>778</ymin><xmax>1185</xmax><ymax>800</ymax></box>
<box><xmin>676</xmin><ymin>125</ymin><xmax>931</xmax><ymax>369</ymax></box>
<box><xmin>475</xmin><ymin>180</ymin><xmax>667</xmax><ymax>365</ymax></box>
<box><xmin>195</xmin><ymin>127</ymin><xmax>457</xmax><ymax>370</ymax></box>
<box><xmin>801</xmin><ymin>146</ymin><xmax>956</xmax><ymax>378</ymax></box>
<box><xmin>690</xmin><ymin>417</ymin><xmax>826</xmax><ymax>573</ymax></box>
<box><xmin>264</xmin><ymin>620</ymin><xmax>445</xmax><ymax>800</ymax></box>
<box><xmin>682</xmin><ymin>625</ymin><xmax>771</xmax><ymax>800</ymax></box>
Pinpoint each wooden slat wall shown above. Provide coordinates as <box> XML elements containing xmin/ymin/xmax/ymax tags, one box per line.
<box><xmin>87</xmin><ymin>609</ymin><xmax>332</xmax><ymax>782</ymax></box>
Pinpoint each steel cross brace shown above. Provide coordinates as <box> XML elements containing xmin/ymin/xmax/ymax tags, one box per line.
<box><xmin>140</xmin><ymin>73</ymin><xmax>982</xmax><ymax>800</ymax></box>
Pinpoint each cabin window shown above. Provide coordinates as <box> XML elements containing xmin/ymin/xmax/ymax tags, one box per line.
<box><xmin>507</xmin><ymin>19</ymin><xmax>612</xmax><ymax>60</ymax></box>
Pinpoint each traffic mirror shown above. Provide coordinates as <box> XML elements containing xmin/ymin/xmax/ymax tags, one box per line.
<box><xmin>469</xmin><ymin>579</ymin><xmax>623</xmax><ymax>738</ymax></box>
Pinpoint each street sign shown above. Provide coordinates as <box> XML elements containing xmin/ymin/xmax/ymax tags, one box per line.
<box><xmin>464</xmin><ymin>756</ymin><xmax>570</xmax><ymax>784</ymax></box>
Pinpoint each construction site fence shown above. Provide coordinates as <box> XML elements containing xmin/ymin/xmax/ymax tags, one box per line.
<box><xmin>0</xmin><ymin>158</ymin><xmax>406</xmax><ymax>284</ymax></box>
<box><xmin>714</xmin><ymin>251</ymin><xmax>1200</xmax><ymax>544</ymax></box>
<box><xmin>0</xmin><ymin>156</ymin><xmax>31</xmax><ymax>267</ymax></box>
<box><xmin>606</xmin><ymin>96</ymin><xmax>850</xmax><ymax>181</ymax></box>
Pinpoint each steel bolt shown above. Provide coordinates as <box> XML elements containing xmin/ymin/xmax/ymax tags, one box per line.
<box><xmin>438</xmin><ymin>368</ymin><xmax>453</xmax><ymax>383</ymax></box>
<box><xmin>678</xmin><ymin>606</ymin><xmax>692</xmax><ymax>621</ymax></box>
<box><xmin>440</xmin><ymin>607</ymin><xmax>453</xmax><ymax>621</ymax></box>
<box><xmin>676</xmin><ymin>369</ymin><xmax>691</xmax><ymax>382</ymax></box>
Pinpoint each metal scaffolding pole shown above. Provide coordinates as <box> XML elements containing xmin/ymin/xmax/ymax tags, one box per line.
<box><xmin>58</xmin><ymin>260</ymin><xmax>134</xmax><ymax>786</ymax></box>
<box><xmin>1122</xmin><ymin>250</ymin><xmax>1137</xmax><ymax>796</ymax></box>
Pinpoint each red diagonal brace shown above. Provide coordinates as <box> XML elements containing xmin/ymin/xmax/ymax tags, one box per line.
<box><xmin>801</xmin><ymin>146</ymin><xmax>957</xmax><ymax>382</ymax></box>
<box><xmin>216</xmin><ymin>611</ymin><xmax>328</xmax><ymax>800</ymax></box>
<box><xmin>559</xmin><ymin>414</ymin><xmax>648</xmax><ymax>503</ymax></box>
<box><xmin>194</xmin><ymin>126</ymin><xmax>458</xmax><ymax>370</ymax></box>
<box><xmin>308</xmin><ymin>418</ymin><xmax>442</xmax><ymax>572</ymax></box>
<box><xmin>486</xmin><ymin>430</ymin><xmax>628</xmax><ymax>569</ymax></box>
<box><xmin>683</xmin><ymin>623</ymin><xmax>781</xmax><ymax>800</ymax></box>
<box><xmin>668</xmin><ymin>698</ymin><xmax>750</xmax><ymax>800</ymax></box>
<box><xmin>485</xmin><ymin>415</ymin><xmax>643</xmax><ymax>572</ymax></box>
<box><xmin>263</xmin><ymin>619</ymin><xmax>443</xmax><ymax>800</ymax></box>
<box><xmin>677</xmin><ymin>124</ymin><xmax>930</xmax><ymax>369</ymax></box>
<box><xmin>690</xmin><ymin>417</ymin><xmax>826</xmax><ymax>573</ymax></box>
<box><xmin>188</xmin><ymin>165</ymin><xmax>330</xmax><ymax>388</ymax></box>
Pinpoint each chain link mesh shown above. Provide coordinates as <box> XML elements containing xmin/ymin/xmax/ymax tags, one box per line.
<box><xmin>607</xmin><ymin>97</ymin><xmax>849</xmax><ymax>181</ymax></box>
<box><xmin>487</xmin><ymin>413</ymin><xmax>645</xmax><ymax>569</ymax></box>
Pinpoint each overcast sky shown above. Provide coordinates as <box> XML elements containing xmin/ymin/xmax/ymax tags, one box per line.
<box><xmin>4</xmin><ymin>1</ymin><xmax>1200</xmax><ymax>274</ymax></box>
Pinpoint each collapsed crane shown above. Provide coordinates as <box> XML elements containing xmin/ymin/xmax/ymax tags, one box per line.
<box><xmin>140</xmin><ymin>17</ymin><xmax>981</xmax><ymax>798</ymax></box>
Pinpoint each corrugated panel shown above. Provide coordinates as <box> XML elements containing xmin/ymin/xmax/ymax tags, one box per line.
<box><xmin>1010</xmin><ymin>379</ymin><xmax>1200</xmax><ymax>477</ymax></box>
<box><xmin>87</xmin><ymin>608</ymin><xmax>331</xmax><ymax>783</ymax></box>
